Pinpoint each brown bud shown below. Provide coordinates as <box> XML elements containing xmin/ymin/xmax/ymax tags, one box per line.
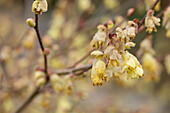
<box><xmin>127</xmin><ymin>8</ymin><xmax>135</xmax><ymax>17</ymax></box>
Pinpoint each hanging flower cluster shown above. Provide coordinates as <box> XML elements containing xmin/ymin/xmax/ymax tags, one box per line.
<box><xmin>137</xmin><ymin>35</ymin><xmax>161</xmax><ymax>82</ymax></box>
<box><xmin>162</xmin><ymin>6</ymin><xmax>170</xmax><ymax>38</ymax></box>
<box><xmin>90</xmin><ymin>20</ymin><xmax>144</xmax><ymax>86</ymax></box>
<box><xmin>145</xmin><ymin>10</ymin><xmax>161</xmax><ymax>33</ymax></box>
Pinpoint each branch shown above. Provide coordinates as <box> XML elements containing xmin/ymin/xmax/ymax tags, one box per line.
<box><xmin>56</xmin><ymin>64</ymin><xmax>92</xmax><ymax>75</ymax></box>
<box><xmin>113</xmin><ymin>0</ymin><xmax>144</xmax><ymax>31</ymax></box>
<box><xmin>67</xmin><ymin>49</ymin><xmax>95</xmax><ymax>68</ymax></box>
<box><xmin>34</xmin><ymin>14</ymin><xmax>48</xmax><ymax>76</ymax></box>
<box><xmin>14</xmin><ymin>13</ymin><xmax>49</xmax><ymax>113</ymax></box>
<box><xmin>14</xmin><ymin>87</ymin><xmax>40</xmax><ymax>113</ymax></box>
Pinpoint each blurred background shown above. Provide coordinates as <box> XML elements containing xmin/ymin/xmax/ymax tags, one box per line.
<box><xmin>0</xmin><ymin>0</ymin><xmax>170</xmax><ymax>113</ymax></box>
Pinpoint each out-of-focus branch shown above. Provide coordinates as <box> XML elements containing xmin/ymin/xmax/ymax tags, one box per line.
<box><xmin>56</xmin><ymin>64</ymin><xmax>92</xmax><ymax>75</ymax></box>
<box><xmin>113</xmin><ymin>0</ymin><xmax>144</xmax><ymax>31</ymax></box>
<box><xmin>14</xmin><ymin>87</ymin><xmax>40</xmax><ymax>113</ymax></box>
<box><xmin>67</xmin><ymin>49</ymin><xmax>95</xmax><ymax>69</ymax></box>
<box><xmin>157</xmin><ymin>4</ymin><xmax>170</xmax><ymax>18</ymax></box>
<box><xmin>14</xmin><ymin>11</ymin><xmax>49</xmax><ymax>113</ymax></box>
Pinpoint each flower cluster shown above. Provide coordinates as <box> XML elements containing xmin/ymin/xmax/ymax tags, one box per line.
<box><xmin>162</xmin><ymin>6</ymin><xmax>170</xmax><ymax>38</ymax></box>
<box><xmin>137</xmin><ymin>35</ymin><xmax>161</xmax><ymax>82</ymax></box>
<box><xmin>145</xmin><ymin>10</ymin><xmax>161</xmax><ymax>33</ymax></box>
<box><xmin>50</xmin><ymin>74</ymin><xmax>73</xmax><ymax>94</ymax></box>
<box><xmin>90</xmin><ymin>20</ymin><xmax>144</xmax><ymax>86</ymax></box>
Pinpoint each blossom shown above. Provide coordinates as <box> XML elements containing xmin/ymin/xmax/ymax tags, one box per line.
<box><xmin>91</xmin><ymin>51</ymin><xmax>107</xmax><ymax>86</ymax></box>
<box><xmin>164</xmin><ymin>55</ymin><xmax>170</xmax><ymax>75</ymax></box>
<box><xmin>125</xmin><ymin>42</ymin><xmax>136</xmax><ymax>49</ymax></box>
<box><xmin>126</xmin><ymin>21</ymin><xmax>137</xmax><ymax>40</ymax></box>
<box><xmin>162</xmin><ymin>6</ymin><xmax>170</xmax><ymax>38</ymax></box>
<box><xmin>104</xmin><ymin>45</ymin><xmax>122</xmax><ymax>67</ymax></box>
<box><xmin>90</xmin><ymin>25</ymin><xmax>107</xmax><ymax>48</ymax></box>
<box><xmin>142</xmin><ymin>53</ymin><xmax>161</xmax><ymax>82</ymax></box>
<box><xmin>122</xmin><ymin>51</ymin><xmax>144</xmax><ymax>79</ymax></box>
<box><xmin>144</xmin><ymin>0</ymin><xmax>161</xmax><ymax>11</ymax></box>
<box><xmin>32</xmin><ymin>0</ymin><xmax>48</xmax><ymax>15</ymax></box>
<box><xmin>136</xmin><ymin>35</ymin><xmax>155</xmax><ymax>57</ymax></box>
<box><xmin>116</xmin><ymin>21</ymin><xmax>137</xmax><ymax>44</ymax></box>
<box><xmin>34</xmin><ymin>70</ymin><xmax>46</xmax><ymax>87</ymax></box>
<box><xmin>116</xmin><ymin>27</ymin><xmax>128</xmax><ymax>43</ymax></box>
<box><xmin>50</xmin><ymin>74</ymin><xmax>64</xmax><ymax>93</ymax></box>
<box><xmin>145</xmin><ymin>10</ymin><xmax>161</xmax><ymax>33</ymax></box>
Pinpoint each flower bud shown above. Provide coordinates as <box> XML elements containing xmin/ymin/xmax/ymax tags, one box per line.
<box><xmin>69</xmin><ymin>73</ymin><xmax>74</xmax><ymax>78</ymax></box>
<box><xmin>36</xmin><ymin>77</ymin><xmax>46</xmax><ymax>87</ymax></box>
<box><xmin>126</xmin><ymin>8</ymin><xmax>135</xmax><ymax>17</ymax></box>
<box><xmin>50</xmin><ymin>74</ymin><xmax>61</xmax><ymax>83</ymax></box>
<box><xmin>44</xmin><ymin>48</ymin><xmax>50</xmax><ymax>55</ymax></box>
<box><xmin>34</xmin><ymin>71</ymin><xmax>45</xmax><ymax>80</ymax></box>
<box><xmin>108</xmin><ymin>20</ymin><xmax>115</xmax><ymax>30</ymax></box>
<box><xmin>26</xmin><ymin>18</ymin><xmax>36</xmax><ymax>27</ymax></box>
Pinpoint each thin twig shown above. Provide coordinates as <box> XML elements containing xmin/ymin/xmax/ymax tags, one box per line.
<box><xmin>113</xmin><ymin>0</ymin><xmax>144</xmax><ymax>31</ymax></box>
<box><xmin>14</xmin><ymin>13</ymin><xmax>49</xmax><ymax>113</ymax></box>
<box><xmin>34</xmin><ymin>14</ymin><xmax>48</xmax><ymax>77</ymax></box>
<box><xmin>56</xmin><ymin>64</ymin><xmax>92</xmax><ymax>75</ymax></box>
<box><xmin>67</xmin><ymin>49</ymin><xmax>95</xmax><ymax>69</ymax></box>
<box><xmin>156</xmin><ymin>4</ymin><xmax>170</xmax><ymax>18</ymax></box>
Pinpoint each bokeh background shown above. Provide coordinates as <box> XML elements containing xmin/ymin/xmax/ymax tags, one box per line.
<box><xmin>0</xmin><ymin>0</ymin><xmax>170</xmax><ymax>113</ymax></box>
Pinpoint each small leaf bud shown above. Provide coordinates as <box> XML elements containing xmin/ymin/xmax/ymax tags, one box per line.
<box><xmin>44</xmin><ymin>48</ymin><xmax>50</xmax><ymax>55</ymax></box>
<box><xmin>127</xmin><ymin>8</ymin><xmax>135</xmax><ymax>17</ymax></box>
<box><xmin>26</xmin><ymin>18</ymin><xmax>36</xmax><ymax>27</ymax></box>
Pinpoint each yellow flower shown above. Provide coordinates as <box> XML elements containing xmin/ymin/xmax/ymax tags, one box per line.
<box><xmin>78</xmin><ymin>0</ymin><xmax>91</xmax><ymax>11</ymax></box>
<box><xmin>166</xmin><ymin>29</ymin><xmax>170</xmax><ymax>38</ymax></box>
<box><xmin>142</xmin><ymin>53</ymin><xmax>161</xmax><ymax>82</ymax></box>
<box><xmin>125</xmin><ymin>42</ymin><xmax>136</xmax><ymax>49</ymax></box>
<box><xmin>162</xmin><ymin>6</ymin><xmax>170</xmax><ymax>38</ymax></box>
<box><xmin>104</xmin><ymin>45</ymin><xmax>122</xmax><ymax>67</ymax></box>
<box><xmin>32</xmin><ymin>0</ymin><xmax>48</xmax><ymax>15</ymax></box>
<box><xmin>116</xmin><ymin>21</ymin><xmax>137</xmax><ymax>44</ymax></box>
<box><xmin>90</xmin><ymin>25</ymin><xmax>107</xmax><ymax>48</ymax></box>
<box><xmin>91</xmin><ymin>59</ymin><xmax>106</xmax><ymax>86</ymax></box>
<box><xmin>50</xmin><ymin>74</ymin><xmax>64</xmax><ymax>93</ymax></box>
<box><xmin>34</xmin><ymin>70</ymin><xmax>46</xmax><ymax>87</ymax></box>
<box><xmin>91</xmin><ymin>51</ymin><xmax>107</xmax><ymax>86</ymax></box>
<box><xmin>145</xmin><ymin>0</ymin><xmax>161</xmax><ymax>11</ymax></box>
<box><xmin>115</xmin><ymin>16</ymin><xmax>127</xmax><ymax>28</ymax></box>
<box><xmin>103</xmin><ymin>0</ymin><xmax>119</xmax><ymax>10</ymax></box>
<box><xmin>122</xmin><ymin>51</ymin><xmax>144</xmax><ymax>79</ymax></box>
<box><xmin>164</xmin><ymin>55</ymin><xmax>170</xmax><ymax>75</ymax></box>
<box><xmin>145</xmin><ymin>10</ymin><xmax>160</xmax><ymax>33</ymax></box>
<box><xmin>126</xmin><ymin>21</ymin><xmax>137</xmax><ymax>40</ymax></box>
